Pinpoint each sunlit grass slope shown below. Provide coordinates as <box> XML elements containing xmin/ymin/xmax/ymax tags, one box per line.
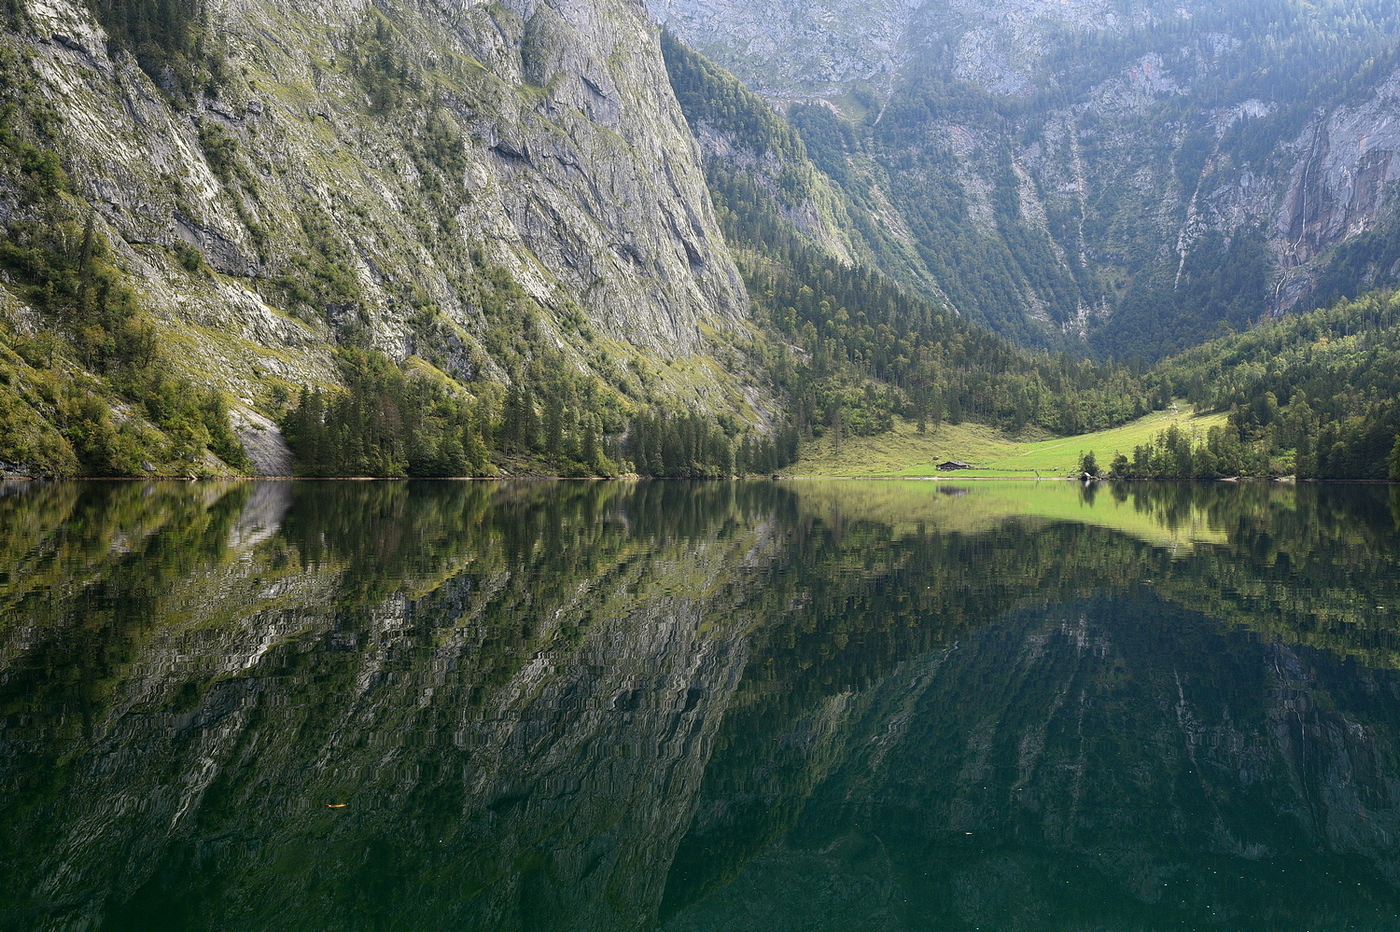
<box><xmin>787</xmin><ymin>405</ymin><xmax>1230</xmax><ymax>478</ymax></box>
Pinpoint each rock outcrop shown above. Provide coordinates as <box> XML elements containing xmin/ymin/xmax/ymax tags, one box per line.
<box><xmin>652</xmin><ymin>0</ymin><xmax>1400</xmax><ymax>355</ymax></box>
<box><xmin>650</xmin><ymin>0</ymin><xmax>921</xmax><ymax>100</ymax></box>
<box><xmin>1</xmin><ymin>0</ymin><xmax>757</xmax><ymax>472</ymax></box>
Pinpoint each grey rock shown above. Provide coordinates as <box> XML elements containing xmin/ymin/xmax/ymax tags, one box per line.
<box><xmin>653</xmin><ymin>0</ymin><xmax>1400</xmax><ymax>344</ymax></box>
<box><xmin>5</xmin><ymin>0</ymin><xmax>760</xmax><ymax>426</ymax></box>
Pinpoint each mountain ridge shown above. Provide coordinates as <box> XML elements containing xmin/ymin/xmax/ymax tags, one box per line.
<box><xmin>1</xmin><ymin>0</ymin><xmax>771</xmax><ymax>476</ymax></box>
<box><xmin>4</xmin><ymin>0</ymin><xmax>1400</xmax><ymax>478</ymax></box>
<box><xmin>654</xmin><ymin>0</ymin><xmax>1400</xmax><ymax>357</ymax></box>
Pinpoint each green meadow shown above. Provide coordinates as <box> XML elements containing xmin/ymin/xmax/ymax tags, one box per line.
<box><xmin>787</xmin><ymin>405</ymin><xmax>1230</xmax><ymax>478</ymax></box>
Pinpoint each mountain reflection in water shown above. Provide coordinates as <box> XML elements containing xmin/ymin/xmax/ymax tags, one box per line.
<box><xmin>2</xmin><ymin>479</ymin><xmax>1399</xmax><ymax>931</ymax></box>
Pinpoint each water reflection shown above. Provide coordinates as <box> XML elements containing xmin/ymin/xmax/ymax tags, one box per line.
<box><xmin>1</xmin><ymin>480</ymin><xmax>1399</xmax><ymax>931</ymax></box>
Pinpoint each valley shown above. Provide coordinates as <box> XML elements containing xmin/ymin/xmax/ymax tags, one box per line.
<box><xmin>1</xmin><ymin>0</ymin><xmax>1399</xmax><ymax>481</ymax></box>
<box><xmin>9</xmin><ymin>6</ymin><xmax>1400</xmax><ymax>925</ymax></box>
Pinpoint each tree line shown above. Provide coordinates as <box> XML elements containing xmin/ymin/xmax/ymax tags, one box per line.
<box><xmin>83</xmin><ymin>0</ymin><xmax>233</xmax><ymax>103</ymax></box>
<box><xmin>1084</xmin><ymin>289</ymin><xmax>1400</xmax><ymax>480</ymax></box>
<box><xmin>279</xmin><ymin>349</ymin><xmax>796</xmax><ymax>478</ymax></box>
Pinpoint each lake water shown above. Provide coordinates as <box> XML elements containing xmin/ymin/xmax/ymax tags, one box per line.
<box><xmin>3</xmin><ymin>479</ymin><xmax>1400</xmax><ymax>931</ymax></box>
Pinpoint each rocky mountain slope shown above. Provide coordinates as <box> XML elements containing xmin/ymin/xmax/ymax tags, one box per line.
<box><xmin>0</xmin><ymin>0</ymin><xmax>761</xmax><ymax>475</ymax></box>
<box><xmin>653</xmin><ymin>0</ymin><xmax>1400</xmax><ymax>358</ymax></box>
<box><xmin>7</xmin><ymin>0</ymin><xmax>1400</xmax><ymax>477</ymax></box>
<box><xmin>649</xmin><ymin>0</ymin><xmax>919</xmax><ymax>101</ymax></box>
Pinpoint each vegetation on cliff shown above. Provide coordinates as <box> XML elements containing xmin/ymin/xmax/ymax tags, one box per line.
<box><xmin>1</xmin><ymin>0</ymin><xmax>778</xmax><ymax>477</ymax></box>
<box><xmin>665</xmin><ymin>0</ymin><xmax>1400</xmax><ymax>358</ymax></box>
<box><xmin>663</xmin><ymin>32</ymin><xmax>1153</xmax><ymax>445</ymax></box>
<box><xmin>278</xmin><ymin>345</ymin><xmax>795</xmax><ymax>478</ymax></box>
<box><xmin>0</xmin><ymin>44</ymin><xmax>247</xmax><ymax>475</ymax></box>
<box><xmin>5</xmin><ymin>1</ymin><xmax>1400</xmax><ymax>479</ymax></box>
<box><xmin>663</xmin><ymin>29</ymin><xmax>1400</xmax><ymax>482</ymax></box>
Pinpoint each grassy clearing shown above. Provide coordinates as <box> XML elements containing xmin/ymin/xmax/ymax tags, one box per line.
<box><xmin>787</xmin><ymin>405</ymin><xmax>1230</xmax><ymax>478</ymax></box>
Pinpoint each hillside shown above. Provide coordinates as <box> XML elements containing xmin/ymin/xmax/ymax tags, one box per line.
<box><xmin>1151</xmin><ymin>287</ymin><xmax>1400</xmax><ymax>479</ymax></box>
<box><xmin>0</xmin><ymin>0</ymin><xmax>763</xmax><ymax>476</ymax></box>
<box><xmin>653</xmin><ymin>0</ymin><xmax>1400</xmax><ymax>358</ymax></box>
<box><xmin>4</xmin><ymin>0</ymin><xmax>1400</xmax><ymax>479</ymax></box>
<box><xmin>659</xmin><ymin>33</ymin><xmax>1153</xmax><ymax>456</ymax></box>
<box><xmin>787</xmin><ymin>287</ymin><xmax>1400</xmax><ymax>482</ymax></box>
<box><xmin>1</xmin><ymin>0</ymin><xmax>1173</xmax><ymax>479</ymax></box>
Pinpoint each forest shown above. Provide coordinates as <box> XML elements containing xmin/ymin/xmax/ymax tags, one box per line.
<box><xmin>277</xmin><ymin>347</ymin><xmax>791</xmax><ymax>479</ymax></box>
<box><xmin>1094</xmin><ymin>289</ymin><xmax>1400</xmax><ymax>480</ymax></box>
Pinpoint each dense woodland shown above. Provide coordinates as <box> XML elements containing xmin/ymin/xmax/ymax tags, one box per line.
<box><xmin>1107</xmin><ymin>289</ymin><xmax>1400</xmax><ymax>480</ymax></box>
<box><xmin>83</xmin><ymin>0</ymin><xmax>234</xmax><ymax>103</ymax></box>
<box><xmin>278</xmin><ymin>346</ymin><xmax>795</xmax><ymax>479</ymax></box>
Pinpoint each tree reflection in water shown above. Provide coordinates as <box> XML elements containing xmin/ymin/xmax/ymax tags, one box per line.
<box><xmin>1</xmin><ymin>479</ymin><xmax>1398</xmax><ymax>931</ymax></box>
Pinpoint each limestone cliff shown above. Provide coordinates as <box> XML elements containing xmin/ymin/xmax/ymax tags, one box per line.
<box><xmin>0</xmin><ymin>0</ymin><xmax>757</xmax><ymax>474</ymax></box>
<box><xmin>652</xmin><ymin>0</ymin><xmax>1400</xmax><ymax>357</ymax></box>
<box><xmin>651</xmin><ymin>0</ymin><xmax>919</xmax><ymax>102</ymax></box>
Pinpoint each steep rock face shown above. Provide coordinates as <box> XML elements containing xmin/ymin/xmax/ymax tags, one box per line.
<box><xmin>1270</xmin><ymin>73</ymin><xmax>1400</xmax><ymax>302</ymax></box>
<box><xmin>911</xmin><ymin>0</ymin><xmax>1140</xmax><ymax>95</ymax></box>
<box><xmin>653</xmin><ymin>0</ymin><xmax>1400</xmax><ymax>355</ymax></box>
<box><xmin>649</xmin><ymin>0</ymin><xmax>919</xmax><ymax>101</ymax></box>
<box><xmin>438</xmin><ymin>0</ymin><xmax>748</xmax><ymax>348</ymax></box>
<box><xmin>2</xmin><ymin>0</ymin><xmax>751</xmax><ymax>438</ymax></box>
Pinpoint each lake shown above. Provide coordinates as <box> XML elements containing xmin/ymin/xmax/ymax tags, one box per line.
<box><xmin>2</xmin><ymin>479</ymin><xmax>1400</xmax><ymax>931</ymax></box>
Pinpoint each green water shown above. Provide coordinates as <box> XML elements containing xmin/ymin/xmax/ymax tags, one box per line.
<box><xmin>2</xmin><ymin>479</ymin><xmax>1400</xmax><ymax>931</ymax></box>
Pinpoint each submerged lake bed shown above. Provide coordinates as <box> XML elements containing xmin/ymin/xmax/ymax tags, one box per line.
<box><xmin>2</xmin><ymin>479</ymin><xmax>1400</xmax><ymax>931</ymax></box>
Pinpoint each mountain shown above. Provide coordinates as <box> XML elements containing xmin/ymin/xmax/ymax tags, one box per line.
<box><xmin>652</xmin><ymin>0</ymin><xmax>1400</xmax><ymax>359</ymax></box>
<box><xmin>5</xmin><ymin>0</ymin><xmax>1400</xmax><ymax>478</ymax></box>
<box><xmin>0</xmin><ymin>0</ymin><xmax>763</xmax><ymax>476</ymax></box>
